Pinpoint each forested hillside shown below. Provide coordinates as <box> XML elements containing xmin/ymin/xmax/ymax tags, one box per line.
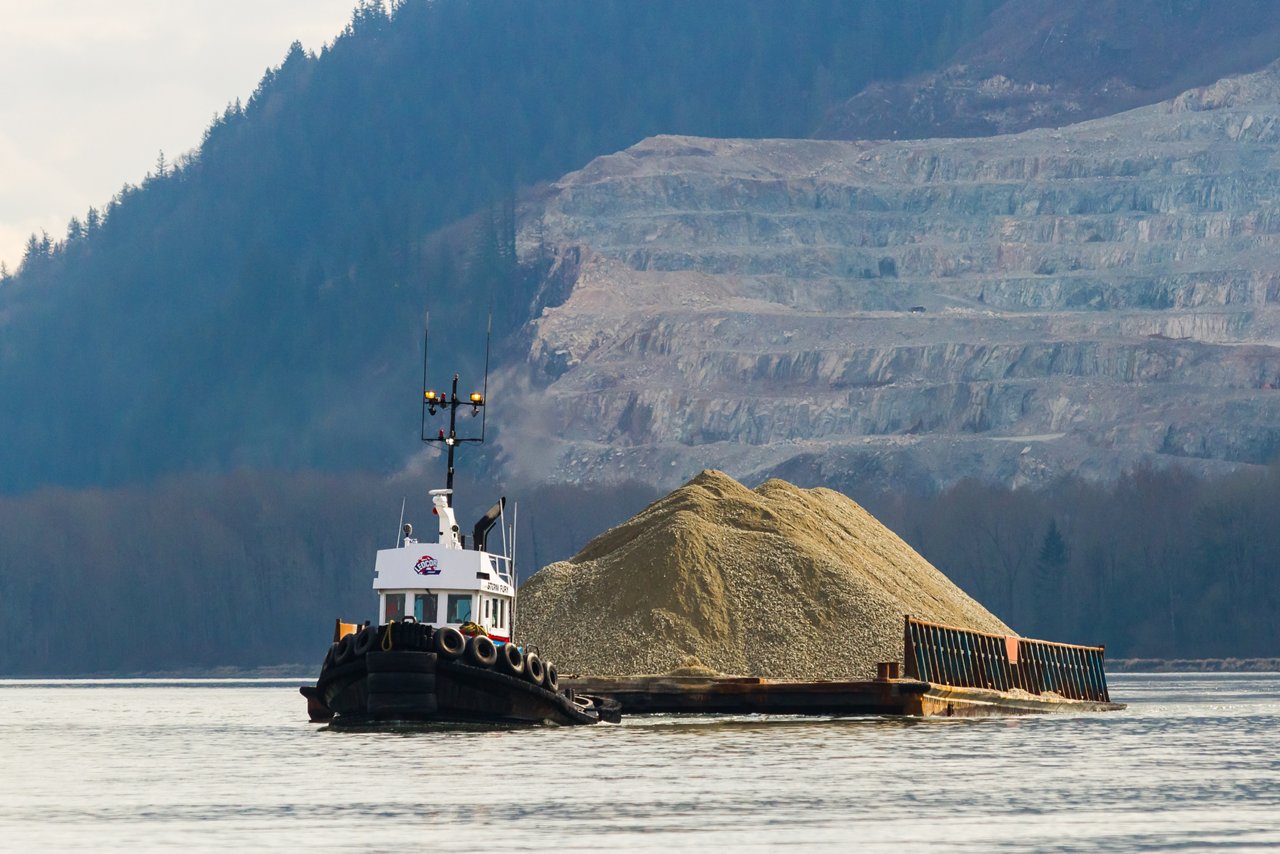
<box><xmin>0</xmin><ymin>0</ymin><xmax>998</xmax><ymax>494</ymax></box>
<box><xmin>865</xmin><ymin>465</ymin><xmax>1280</xmax><ymax>659</ymax></box>
<box><xmin>0</xmin><ymin>471</ymin><xmax>661</xmax><ymax>674</ymax></box>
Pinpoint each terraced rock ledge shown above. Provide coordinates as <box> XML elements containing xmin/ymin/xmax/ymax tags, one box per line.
<box><xmin>500</xmin><ymin>61</ymin><xmax>1280</xmax><ymax>491</ymax></box>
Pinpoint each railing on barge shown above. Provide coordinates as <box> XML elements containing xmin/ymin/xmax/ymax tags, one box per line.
<box><xmin>904</xmin><ymin>617</ymin><xmax>1112</xmax><ymax>703</ymax></box>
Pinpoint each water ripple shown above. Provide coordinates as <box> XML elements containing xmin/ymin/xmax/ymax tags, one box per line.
<box><xmin>0</xmin><ymin>674</ymin><xmax>1277</xmax><ymax>850</ymax></box>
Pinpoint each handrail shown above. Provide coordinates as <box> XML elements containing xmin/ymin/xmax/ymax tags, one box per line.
<box><xmin>903</xmin><ymin>616</ymin><xmax>1111</xmax><ymax>703</ymax></box>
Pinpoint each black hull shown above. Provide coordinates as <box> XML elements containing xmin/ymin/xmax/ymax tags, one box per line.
<box><xmin>303</xmin><ymin>645</ymin><xmax>614</xmax><ymax>727</ymax></box>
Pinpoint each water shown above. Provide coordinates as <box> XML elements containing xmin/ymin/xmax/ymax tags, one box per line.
<box><xmin>1</xmin><ymin>674</ymin><xmax>1277</xmax><ymax>851</ymax></box>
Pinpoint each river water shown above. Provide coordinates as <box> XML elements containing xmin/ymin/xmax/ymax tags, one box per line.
<box><xmin>0</xmin><ymin>673</ymin><xmax>1276</xmax><ymax>851</ymax></box>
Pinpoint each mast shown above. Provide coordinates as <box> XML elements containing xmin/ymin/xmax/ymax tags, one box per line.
<box><xmin>423</xmin><ymin>373</ymin><xmax>485</xmax><ymax>509</ymax></box>
<box><xmin>446</xmin><ymin>373</ymin><xmax>459</xmax><ymax>502</ymax></box>
<box><xmin>420</xmin><ymin>314</ymin><xmax>490</xmax><ymax>507</ymax></box>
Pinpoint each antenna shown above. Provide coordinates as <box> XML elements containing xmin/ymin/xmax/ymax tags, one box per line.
<box><xmin>499</xmin><ymin>496</ymin><xmax>508</xmax><ymax>561</ymax></box>
<box><xmin>510</xmin><ymin>500</ymin><xmax>519</xmax><ymax>638</ymax></box>
<box><xmin>395</xmin><ymin>496</ymin><xmax>406</xmax><ymax>547</ymax></box>
<box><xmin>420</xmin><ymin>311</ymin><xmax>432</xmax><ymax>442</ymax></box>
<box><xmin>478</xmin><ymin>311</ymin><xmax>492</xmax><ymax>442</ymax></box>
<box><xmin>419</xmin><ymin>309</ymin><xmax>489</xmax><ymax>506</ymax></box>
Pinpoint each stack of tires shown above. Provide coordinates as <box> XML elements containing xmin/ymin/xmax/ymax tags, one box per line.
<box><xmin>376</xmin><ymin>619</ymin><xmax>434</xmax><ymax>652</ymax></box>
<box><xmin>365</xmin><ymin>650</ymin><xmax>438</xmax><ymax>717</ymax></box>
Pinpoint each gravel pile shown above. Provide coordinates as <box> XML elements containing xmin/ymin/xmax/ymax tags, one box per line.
<box><xmin>517</xmin><ymin>470</ymin><xmax>1012</xmax><ymax>679</ymax></box>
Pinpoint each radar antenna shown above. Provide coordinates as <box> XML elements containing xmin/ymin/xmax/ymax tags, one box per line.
<box><xmin>420</xmin><ymin>311</ymin><xmax>492</xmax><ymax>507</ymax></box>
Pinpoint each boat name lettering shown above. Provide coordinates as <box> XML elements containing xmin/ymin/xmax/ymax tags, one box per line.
<box><xmin>414</xmin><ymin>555</ymin><xmax>441</xmax><ymax>575</ymax></box>
<box><xmin>484</xmin><ymin>582</ymin><xmax>506</xmax><ymax>592</ymax></box>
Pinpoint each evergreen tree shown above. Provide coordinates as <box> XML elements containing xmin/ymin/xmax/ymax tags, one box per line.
<box><xmin>1035</xmin><ymin>519</ymin><xmax>1069</xmax><ymax>636</ymax></box>
<box><xmin>21</xmin><ymin>234</ymin><xmax>40</xmax><ymax>267</ymax></box>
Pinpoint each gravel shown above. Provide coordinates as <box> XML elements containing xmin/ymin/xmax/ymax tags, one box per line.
<box><xmin>517</xmin><ymin>469</ymin><xmax>1011</xmax><ymax>679</ymax></box>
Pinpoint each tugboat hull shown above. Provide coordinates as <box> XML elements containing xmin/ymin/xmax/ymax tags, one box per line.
<box><xmin>302</xmin><ymin>625</ymin><xmax>615</xmax><ymax>726</ymax></box>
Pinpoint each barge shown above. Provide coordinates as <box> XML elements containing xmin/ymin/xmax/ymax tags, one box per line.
<box><xmin>564</xmin><ymin>618</ymin><xmax>1124</xmax><ymax>718</ymax></box>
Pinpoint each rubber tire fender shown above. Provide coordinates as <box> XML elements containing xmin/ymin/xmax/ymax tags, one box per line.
<box><xmin>496</xmin><ymin>642</ymin><xmax>524</xmax><ymax>676</ymax></box>
<box><xmin>433</xmin><ymin>626</ymin><xmax>466</xmax><ymax>659</ymax></box>
<box><xmin>465</xmin><ymin>635</ymin><xmax>498</xmax><ymax>668</ymax></box>
<box><xmin>333</xmin><ymin>632</ymin><xmax>357</xmax><ymax>666</ymax></box>
<box><xmin>544</xmin><ymin>662</ymin><xmax>560</xmax><ymax>694</ymax></box>
<box><xmin>353</xmin><ymin>624</ymin><xmax>376</xmax><ymax>657</ymax></box>
<box><xmin>524</xmin><ymin>652</ymin><xmax>546</xmax><ymax>688</ymax></box>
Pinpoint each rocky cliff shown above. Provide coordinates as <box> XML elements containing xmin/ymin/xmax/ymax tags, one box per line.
<box><xmin>495</xmin><ymin>63</ymin><xmax>1280</xmax><ymax>492</ymax></box>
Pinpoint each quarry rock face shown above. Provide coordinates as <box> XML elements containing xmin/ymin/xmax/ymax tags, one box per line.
<box><xmin>498</xmin><ymin>63</ymin><xmax>1280</xmax><ymax>492</ymax></box>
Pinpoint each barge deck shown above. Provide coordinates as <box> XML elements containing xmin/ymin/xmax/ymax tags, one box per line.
<box><xmin>562</xmin><ymin>617</ymin><xmax>1126</xmax><ymax>718</ymax></box>
<box><xmin>563</xmin><ymin>673</ymin><xmax>1124</xmax><ymax>718</ymax></box>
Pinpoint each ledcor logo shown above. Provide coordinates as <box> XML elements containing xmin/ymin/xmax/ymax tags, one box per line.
<box><xmin>414</xmin><ymin>555</ymin><xmax>440</xmax><ymax>575</ymax></box>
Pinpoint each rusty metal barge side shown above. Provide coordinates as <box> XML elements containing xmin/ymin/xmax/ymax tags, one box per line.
<box><xmin>563</xmin><ymin>674</ymin><xmax>929</xmax><ymax>716</ymax></box>
<box><xmin>903</xmin><ymin>617</ymin><xmax>1114</xmax><ymax>704</ymax></box>
<box><xmin>562</xmin><ymin>617</ymin><xmax>1125</xmax><ymax>718</ymax></box>
<box><xmin>562</xmin><ymin>674</ymin><xmax>1124</xmax><ymax>718</ymax></box>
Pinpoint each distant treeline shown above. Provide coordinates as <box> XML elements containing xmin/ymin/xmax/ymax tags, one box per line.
<box><xmin>1</xmin><ymin>463</ymin><xmax>1276</xmax><ymax>674</ymax></box>
<box><xmin>0</xmin><ymin>0</ymin><xmax>1000</xmax><ymax>494</ymax></box>
<box><xmin>0</xmin><ymin>469</ymin><xmax>658</xmax><ymax>675</ymax></box>
<box><xmin>864</xmin><ymin>464</ymin><xmax>1280</xmax><ymax>660</ymax></box>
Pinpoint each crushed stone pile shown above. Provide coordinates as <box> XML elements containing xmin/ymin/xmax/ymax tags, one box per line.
<box><xmin>518</xmin><ymin>470</ymin><xmax>1012</xmax><ymax>679</ymax></box>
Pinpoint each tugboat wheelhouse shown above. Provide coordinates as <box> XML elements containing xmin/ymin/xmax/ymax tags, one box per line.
<box><xmin>373</xmin><ymin>486</ymin><xmax>515</xmax><ymax>642</ymax></box>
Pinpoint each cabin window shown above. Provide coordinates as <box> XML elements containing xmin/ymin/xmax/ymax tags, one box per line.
<box><xmin>499</xmin><ymin>600</ymin><xmax>505</xmax><ymax>628</ymax></box>
<box><xmin>414</xmin><ymin>593</ymin><xmax>438</xmax><ymax>623</ymax></box>
<box><xmin>385</xmin><ymin>593</ymin><xmax>405</xmax><ymax>623</ymax></box>
<box><xmin>447</xmin><ymin>594</ymin><xmax>472</xmax><ymax>624</ymax></box>
<box><xmin>484</xmin><ymin>599</ymin><xmax>491</xmax><ymax>620</ymax></box>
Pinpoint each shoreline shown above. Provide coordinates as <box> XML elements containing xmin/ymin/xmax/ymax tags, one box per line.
<box><xmin>0</xmin><ymin>664</ymin><xmax>315</xmax><ymax>680</ymax></box>
<box><xmin>4</xmin><ymin>660</ymin><xmax>1280</xmax><ymax>679</ymax></box>
<box><xmin>1109</xmin><ymin>658</ymin><xmax>1280</xmax><ymax>673</ymax></box>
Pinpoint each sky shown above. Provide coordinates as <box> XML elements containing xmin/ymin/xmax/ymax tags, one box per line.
<box><xmin>0</xmin><ymin>0</ymin><xmax>360</xmax><ymax>270</ymax></box>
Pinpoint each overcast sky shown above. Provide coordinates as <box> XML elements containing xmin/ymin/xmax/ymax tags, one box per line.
<box><xmin>0</xmin><ymin>0</ymin><xmax>360</xmax><ymax>269</ymax></box>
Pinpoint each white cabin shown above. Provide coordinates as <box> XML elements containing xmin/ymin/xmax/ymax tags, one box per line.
<box><xmin>372</xmin><ymin>488</ymin><xmax>515</xmax><ymax>642</ymax></box>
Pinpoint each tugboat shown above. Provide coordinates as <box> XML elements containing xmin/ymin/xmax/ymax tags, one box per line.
<box><xmin>300</xmin><ymin>361</ymin><xmax>617</xmax><ymax>726</ymax></box>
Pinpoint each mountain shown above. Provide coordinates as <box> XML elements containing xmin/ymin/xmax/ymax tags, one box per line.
<box><xmin>0</xmin><ymin>0</ymin><xmax>997</xmax><ymax>495</ymax></box>
<box><xmin>819</xmin><ymin>0</ymin><xmax>1280</xmax><ymax>141</ymax></box>
<box><xmin>495</xmin><ymin>63</ymin><xmax>1280</xmax><ymax>493</ymax></box>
